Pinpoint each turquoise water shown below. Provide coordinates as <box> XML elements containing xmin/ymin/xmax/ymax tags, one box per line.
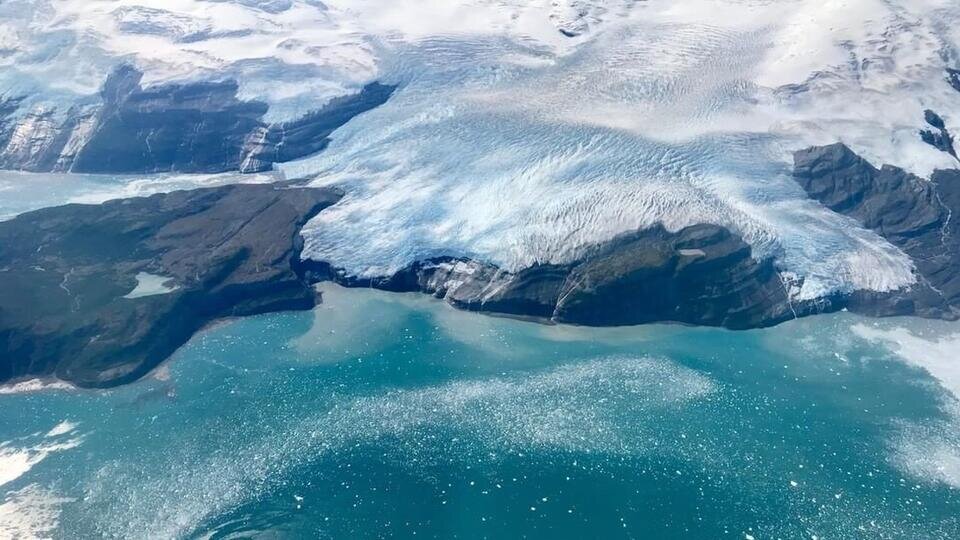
<box><xmin>2</xmin><ymin>285</ymin><xmax>960</xmax><ymax>539</ymax></box>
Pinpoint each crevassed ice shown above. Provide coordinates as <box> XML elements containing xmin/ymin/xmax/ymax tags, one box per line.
<box><xmin>7</xmin><ymin>0</ymin><xmax>960</xmax><ymax>299</ymax></box>
<box><xmin>4</xmin><ymin>0</ymin><xmax>626</xmax><ymax>119</ymax></box>
<box><xmin>286</xmin><ymin>0</ymin><xmax>960</xmax><ymax>299</ymax></box>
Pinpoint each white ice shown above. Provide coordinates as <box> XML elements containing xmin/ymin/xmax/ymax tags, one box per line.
<box><xmin>4</xmin><ymin>0</ymin><xmax>960</xmax><ymax>299</ymax></box>
<box><xmin>0</xmin><ymin>424</ymin><xmax>83</xmax><ymax>538</ymax></box>
<box><xmin>0</xmin><ymin>485</ymin><xmax>74</xmax><ymax>540</ymax></box>
<box><xmin>853</xmin><ymin>323</ymin><xmax>960</xmax><ymax>400</ymax></box>
<box><xmin>0</xmin><ymin>378</ymin><xmax>73</xmax><ymax>394</ymax></box>
<box><xmin>0</xmin><ymin>425</ymin><xmax>83</xmax><ymax>488</ymax></box>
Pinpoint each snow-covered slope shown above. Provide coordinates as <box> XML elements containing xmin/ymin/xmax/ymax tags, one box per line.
<box><xmin>2</xmin><ymin>0</ymin><xmax>960</xmax><ymax>301</ymax></box>
<box><xmin>1</xmin><ymin>0</ymin><xmax>625</xmax><ymax>118</ymax></box>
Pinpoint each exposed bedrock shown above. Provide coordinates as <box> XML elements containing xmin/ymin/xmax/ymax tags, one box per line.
<box><xmin>793</xmin><ymin>143</ymin><xmax>960</xmax><ymax>319</ymax></box>
<box><xmin>237</xmin><ymin>81</ymin><xmax>396</xmax><ymax>173</ymax></box>
<box><xmin>0</xmin><ymin>65</ymin><xmax>395</xmax><ymax>174</ymax></box>
<box><xmin>948</xmin><ymin>68</ymin><xmax>960</xmax><ymax>94</ymax></box>
<box><xmin>302</xmin><ymin>143</ymin><xmax>960</xmax><ymax>329</ymax></box>
<box><xmin>0</xmin><ymin>183</ymin><xmax>341</xmax><ymax>387</ymax></box>
<box><xmin>920</xmin><ymin>109</ymin><xmax>957</xmax><ymax>159</ymax></box>
<box><xmin>4</xmin><ymin>142</ymin><xmax>960</xmax><ymax>388</ymax></box>
<box><xmin>305</xmin><ymin>224</ymin><xmax>802</xmax><ymax>330</ymax></box>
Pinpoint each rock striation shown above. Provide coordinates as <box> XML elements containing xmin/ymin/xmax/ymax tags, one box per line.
<box><xmin>0</xmin><ymin>183</ymin><xmax>341</xmax><ymax>387</ymax></box>
<box><xmin>0</xmin><ymin>65</ymin><xmax>394</xmax><ymax>174</ymax></box>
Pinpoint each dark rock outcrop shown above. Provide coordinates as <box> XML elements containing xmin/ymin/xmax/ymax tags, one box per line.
<box><xmin>237</xmin><ymin>82</ymin><xmax>396</xmax><ymax>173</ymax></box>
<box><xmin>306</xmin><ymin>224</ymin><xmax>801</xmax><ymax>330</ymax></box>
<box><xmin>6</xmin><ymin>141</ymin><xmax>960</xmax><ymax>389</ymax></box>
<box><xmin>920</xmin><ymin>109</ymin><xmax>957</xmax><ymax>159</ymax></box>
<box><xmin>0</xmin><ymin>183</ymin><xmax>341</xmax><ymax>387</ymax></box>
<box><xmin>948</xmin><ymin>68</ymin><xmax>960</xmax><ymax>94</ymax></box>
<box><xmin>0</xmin><ymin>65</ymin><xmax>395</xmax><ymax>174</ymax></box>
<box><xmin>70</xmin><ymin>65</ymin><xmax>268</xmax><ymax>174</ymax></box>
<box><xmin>793</xmin><ymin>143</ymin><xmax>960</xmax><ymax>318</ymax></box>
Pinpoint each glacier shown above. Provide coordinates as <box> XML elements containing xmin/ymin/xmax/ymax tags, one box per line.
<box><xmin>3</xmin><ymin>0</ymin><xmax>960</xmax><ymax>301</ymax></box>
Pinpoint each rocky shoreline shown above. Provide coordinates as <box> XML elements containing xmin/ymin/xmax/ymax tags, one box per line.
<box><xmin>0</xmin><ymin>182</ymin><xmax>341</xmax><ymax>387</ymax></box>
<box><xmin>303</xmin><ymin>223</ymin><xmax>802</xmax><ymax>330</ymax></box>
<box><xmin>2</xmin><ymin>144</ymin><xmax>959</xmax><ymax>388</ymax></box>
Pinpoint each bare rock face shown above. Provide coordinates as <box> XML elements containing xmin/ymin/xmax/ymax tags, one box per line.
<box><xmin>69</xmin><ymin>66</ymin><xmax>267</xmax><ymax>174</ymax></box>
<box><xmin>0</xmin><ymin>65</ymin><xmax>394</xmax><ymax>174</ymax></box>
<box><xmin>793</xmin><ymin>143</ymin><xmax>960</xmax><ymax>319</ymax></box>
<box><xmin>5</xmin><ymin>140</ymin><xmax>960</xmax><ymax>389</ymax></box>
<box><xmin>920</xmin><ymin>109</ymin><xmax>957</xmax><ymax>159</ymax></box>
<box><xmin>0</xmin><ymin>183</ymin><xmax>341</xmax><ymax>387</ymax></box>
<box><xmin>310</xmin><ymin>224</ymin><xmax>799</xmax><ymax>330</ymax></box>
<box><xmin>237</xmin><ymin>82</ymin><xmax>396</xmax><ymax>173</ymax></box>
<box><xmin>550</xmin><ymin>225</ymin><xmax>794</xmax><ymax>328</ymax></box>
<box><xmin>948</xmin><ymin>68</ymin><xmax>960</xmax><ymax>94</ymax></box>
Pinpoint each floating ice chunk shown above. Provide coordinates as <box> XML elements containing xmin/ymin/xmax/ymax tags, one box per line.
<box><xmin>0</xmin><ymin>378</ymin><xmax>74</xmax><ymax>394</ymax></box>
<box><xmin>0</xmin><ymin>485</ymin><xmax>74</xmax><ymax>540</ymax></box>
<box><xmin>852</xmin><ymin>324</ymin><xmax>960</xmax><ymax>400</ymax></box>
<box><xmin>853</xmin><ymin>322</ymin><xmax>960</xmax><ymax>488</ymax></box>
<box><xmin>45</xmin><ymin>421</ymin><xmax>77</xmax><ymax>438</ymax></box>
<box><xmin>0</xmin><ymin>430</ymin><xmax>83</xmax><ymax>487</ymax></box>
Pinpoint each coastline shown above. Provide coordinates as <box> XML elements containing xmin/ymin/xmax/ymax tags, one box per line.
<box><xmin>2</xmin><ymin>144</ymin><xmax>959</xmax><ymax>389</ymax></box>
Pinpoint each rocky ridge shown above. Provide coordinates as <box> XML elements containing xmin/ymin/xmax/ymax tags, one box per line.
<box><xmin>306</xmin><ymin>224</ymin><xmax>800</xmax><ymax>330</ymax></box>
<box><xmin>0</xmin><ymin>65</ymin><xmax>394</xmax><ymax>174</ymax></box>
<box><xmin>793</xmin><ymin>143</ymin><xmax>960</xmax><ymax>319</ymax></box>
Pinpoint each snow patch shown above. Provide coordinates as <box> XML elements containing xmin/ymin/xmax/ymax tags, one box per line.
<box><xmin>123</xmin><ymin>272</ymin><xmax>178</xmax><ymax>299</ymax></box>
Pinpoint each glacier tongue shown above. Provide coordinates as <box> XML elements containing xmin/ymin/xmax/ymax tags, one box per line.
<box><xmin>286</xmin><ymin>14</ymin><xmax>942</xmax><ymax>299</ymax></box>
<box><xmin>3</xmin><ymin>0</ymin><xmax>960</xmax><ymax>300</ymax></box>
